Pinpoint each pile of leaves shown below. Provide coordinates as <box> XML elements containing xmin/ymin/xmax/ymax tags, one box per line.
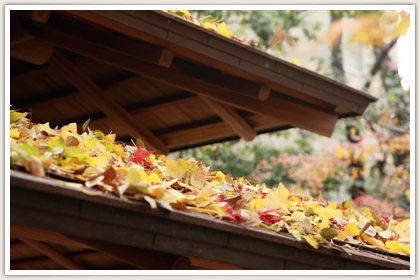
<box><xmin>9</xmin><ymin>108</ymin><xmax>410</xmax><ymax>258</ymax></box>
<box><xmin>162</xmin><ymin>10</ymin><xmax>258</xmax><ymax>48</ymax></box>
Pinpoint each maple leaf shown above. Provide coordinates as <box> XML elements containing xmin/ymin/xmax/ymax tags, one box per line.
<box><xmin>129</xmin><ymin>144</ymin><xmax>155</xmax><ymax>166</ymax></box>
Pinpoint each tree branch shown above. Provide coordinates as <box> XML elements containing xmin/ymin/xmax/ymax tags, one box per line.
<box><xmin>364</xmin><ymin>37</ymin><xmax>399</xmax><ymax>89</ymax></box>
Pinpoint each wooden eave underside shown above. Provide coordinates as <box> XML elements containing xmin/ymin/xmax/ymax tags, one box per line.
<box><xmin>10</xmin><ymin>10</ymin><xmax>376</xmax><ymax>153</ymax></box>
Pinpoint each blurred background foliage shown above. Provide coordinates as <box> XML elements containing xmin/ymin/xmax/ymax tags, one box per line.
<box><xmin>170</xmin><ymin>10</ymin><xmax>411</xmax><ymax>218</ymax></box>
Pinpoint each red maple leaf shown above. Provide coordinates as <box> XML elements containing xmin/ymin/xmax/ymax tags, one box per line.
<box><xmin>129</xmin><ymin>144</ymin><xmax>155</xmax><ymax>166</ymax></box>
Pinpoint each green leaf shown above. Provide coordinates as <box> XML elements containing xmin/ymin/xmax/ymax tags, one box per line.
<box><xmin>10</xmin><ymin>142</ymin><xmax>28</xmax><ymax>160</ymax></box>
<box><xmin>106</xmin><ymin>144</ymin><xmax>114</xmax><ymax>152</ymax></box>
<box><xmin>61</xmin><ymin>146</ymin><xmax>97</xmax><ymax>166</ymax></box>
<box><xmin>288</xmin><ymin>229</ymin><xmax>303</xmax><ymax>240</ymax></box>
<box><xmin>84</xmin><ymin>138</ymin><xmax>96</xmax><ymax>148</ymax></box>
<box><xmin>179</xmin><ymin>159</ymin><xmax>189</xmax><ymax>174</ymax></box>
<box><xmin>321</xmin><ymin>228</ymin><xmax>339</xmax><ymax>240</ymax></box>
<box><xmin>83</xmin><ymin>118</ymin><xmax>90</xmax><ymax>132</ymax></box>
<box><xmin>94</xmin><ymin>130</ymin><xmax>105</xmax><ymax>141</ymax></box>
<box><xmin>20</xmin><ymin>141</ymin><xmax>40</xmax><ymax>158</ymax></box>
<box><xmin>48</xmin><ymin>137</ymin><xmax>65</xmax><ymax>151</ymax></box>
<box><xmin>259</xmin><ymin>223</ymin><xmax>276</xmax><ymax>231</ymax></box>
<box><xmin>190</xmin><ymin>166</ymin><xmax>198</xmax><ymax>173</ymax></box>
<box><xmin>10</xmin><ymin>110</ymin><xmax>25</xmax><ymax>124</ymax></box>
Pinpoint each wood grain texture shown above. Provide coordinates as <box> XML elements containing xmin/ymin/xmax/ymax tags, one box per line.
<box><xmin>20</xmin><ymin>239</ymin><xmax>85</xmax><ymax>270</ymax></box>
<box><xmin>200</xmin><ymin>96</ymin><xmax>256</xmax><ymax>141</ymax></box>
<box><xmin>48</xmin><ymin>50</ymin><xmax>169</xmax><ymax>154</ymax></box>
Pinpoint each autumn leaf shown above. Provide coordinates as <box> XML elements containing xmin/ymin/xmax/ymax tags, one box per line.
<box><xmin>83</xmin><ymin>118</ymin><xmax>90</xmax><ymax>132</ymax></box>
<box><xmin>217</xmin><ymin>22</ymin><xmax>233</xmax><ymax>38</ymax></box>
<box><xmin>263</xmin><ymin>182</ymin><xmax>289</xmax><ymax>212</ymax></box>
<box><xmin>166</xmin><ymin>158</ymin><xmax>184</xmax><ymax>179</ymax></box>
<box><xmin>10</xmin><ymin>110</ymin><xmax>26</xmax><ymax>124</ymax></box>
<box><xmin>191</xmin><ymin>170</ymin><xmax>206</xmax><ymax>189</ymax></box>
<box><xmin>130</xmin><ymin>144</ymin><xmax>155</xmax><ymax>166</ymax></box>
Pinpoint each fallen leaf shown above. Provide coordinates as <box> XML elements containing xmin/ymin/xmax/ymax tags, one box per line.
<box><xmin>191</xmin><ymin>170</ymin><xmax>206</xmax><ymax>189</ymax></box>
<box><xmin>26</xmin><ymin>155</ymin><xmax>45</xmax><ymax>177</ymax></box>
<box><xmin>166</xmin><ymin>158</ymin><xmax>184</xmax><ymax>179</ymax></box>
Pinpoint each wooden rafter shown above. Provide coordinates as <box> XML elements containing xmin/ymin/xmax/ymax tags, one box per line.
<box><xmin>20</xmin><ymin>238</ymin><xmax>85</xmax><ymax>270</ymax></box>
<box><xmin>200</xmin><ymin>96</ymin><xmax>256</xmax><ymax>141</ymax></box>
<box><xmin>11</xmin><ymin>224</ymin><xmax>91</xmax><ymax>249</ymax></box>
<box><xmin>47</xmin><ymin>50</ymin><xmax>169</xmax><ymax>154</ymax></box>
<box><xmin>26</xmin><ymin>21</ymin><xmax>338</xmax><ymax>137</ymax></box>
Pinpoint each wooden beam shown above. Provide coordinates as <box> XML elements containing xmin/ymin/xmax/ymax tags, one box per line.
<box><xmin>20</xmin><ymin>14</ymin><xmax>174</xmax><ymax>68</ymax></box>
<box><xmin>157</xmin><ymin>113</ymin><xmax>286</xmax><ymax>150</ymax></box>
<box><xmin>200</xmin><ymin>96</ymin><xmax>256</xmax><ymax>141</ymax></box>
<box><xmin>23</xmin><ymin>15</ymin><xmax>269</xmax><ymax>100</ymax></box>
<box><xmin>11</xmin><ymin>10</ymin><xmax>51</xmax><ymax>23</ymax></box>
<box><xmin>47</xmin><ymin>50</ymin><xmax>169</xmax><ymax>154</ymax></box>
<box><xmin>29</xmin><ymin>24</ymin><xmax>338</xmax><ymax>137</ymax></box>
<box><xmin>10</xmin><ymin>38</ymin><xmax>54</xmax><ymax>65</ymax></box>
<box><xmin>10</xmin><ymin>224</ymin><xmax>91</xmax><ymax>249</ymax></box>
<box><xmin>20</xmin><ymin>238</ymin><xmax>85</xmax><ymax>270</ymax></box>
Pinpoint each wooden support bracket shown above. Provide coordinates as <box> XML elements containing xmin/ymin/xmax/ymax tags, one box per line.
<box><xmin>47</xmin><ymin>50</ymin><xmax>169</xmax><ymax>154</ymax></box>
<box><xmin>200</xmin><ymin>96</ymin><xmax>256</xmax><ymax>142</ymax></box>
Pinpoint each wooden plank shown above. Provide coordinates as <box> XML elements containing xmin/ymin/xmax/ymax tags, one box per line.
<box><xmin>59</xmin><ymin>10</ymin><xmax>376</xmax><ymax>109</ymax></box>
<box><xmin>30</xmin><ymin>26</ymin><xmax>338</xmax><ymax>137</ymax></box>
<box><xmin>20</xmin><ymin>239</ymin><xmax>85</xmax><ymax>270</ymax></box>
<box><xmin>200</xmin><ymin>96</ymin><xmax>256</xmax><ymax>141</ymax></box>
<box><xmin>67</xmin><ymin>235</ymin><xmax>183</xmax><ymax>270</ymax></box>
<box><xmin>153</xmin><ymin>234</ymin><xmax>286</xmax><ymax>270</ymax></box>
<box><xmin>78</xmin><ymin>200</ymin><xmax>230</xmax><ymax>247</ymax></box>
<box><xmin>47</xmin><ymin>50</ymin><xmax>169</xmax><ymax>154</ymax></box>
<box><xmin>56</xmin><ymin>10</ymin><xmax>168</xmax><ymax>46</ymax></box>
<box><xmin>24</xmin><ymin>16</ymin><xmax>269</xmax><ymax>101</ymax></box>
<box><xmin>228</xmin><ymin>233</ymin><xmax>345</xmax><ymax>270</ymax></box>
<box><xmin>35</xmin><ymin>14</ymin><xmax>174</xmax><ymax>68</ymax></box>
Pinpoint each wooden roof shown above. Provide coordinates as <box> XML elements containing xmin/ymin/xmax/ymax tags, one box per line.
<box><xmin>10</xmin><ymin>170</ymin><xmax>410</xmax><ymax>270</ymax></box>
<box><xmin>10</xmin><ymin>10</ymin><xmax>377</xmax><ymax>154</ymax></box>
<box><xmin>9</xmin><ymin>10</ymin><xmax>393</xmax><ymax>271</ymax></box>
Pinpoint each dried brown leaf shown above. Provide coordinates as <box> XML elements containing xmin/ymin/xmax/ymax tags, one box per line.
<box><xmin>65</xmin><ymin>135</ymin><xmax>80</xmax><ymax>147</ymax></box>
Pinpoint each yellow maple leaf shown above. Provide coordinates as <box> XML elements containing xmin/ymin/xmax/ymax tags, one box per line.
<box><xmin>166</xmin><ymin>158</ymin><xmax>184</xmax><ymax>179</ymax></box>
<box><xmin>61</xmin><ymin>122</ymin><xmax>78</xmax><ymax>135</ymax></box>
<box><xmin>263</xmin><ymin>183</ymin><xmax>289</xmax><ymax>212</ymax></box>
<box><xmin>217</xmin><ymin>22</ymin><xmax>233</xmax><ymax>38</ymax></box>
<box><xmin>248</xmin><ymin>198</ymin><xmax>265</xmax><ymax>211</ymax></box>
<box><xmin>345</xmin><ymin>222</ymin><xmax>360</xmax><ymax>236</ymax></box>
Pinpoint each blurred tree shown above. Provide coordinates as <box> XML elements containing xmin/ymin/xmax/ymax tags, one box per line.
<box><xmin>172</xmin><ymin>10</ymin><xmax>410</xmax><ymax>212</ymax></box>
